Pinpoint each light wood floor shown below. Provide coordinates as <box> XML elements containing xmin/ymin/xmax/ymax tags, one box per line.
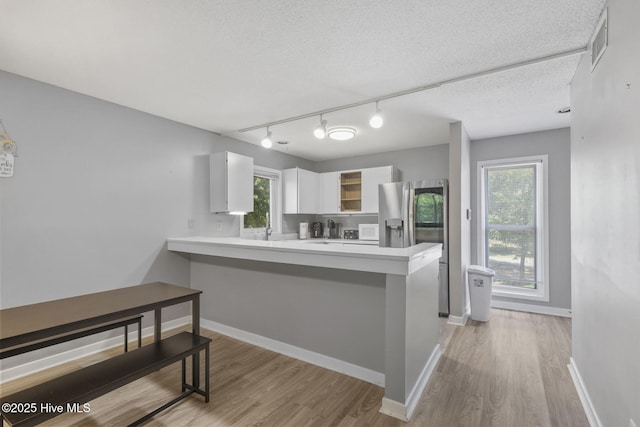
<box><xmin>0</xmin><ymin>309</ymin><xmax>588</xmax><ymax>426</ymax></box>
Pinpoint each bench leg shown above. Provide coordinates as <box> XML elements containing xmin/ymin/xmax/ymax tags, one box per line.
<box><xmin>205</xmin><ymin>343</ymin><xmax>210</xmax><ymax>403</ymax></box>
<box><xmin>137</xmin><ymin>318</ymin><xmax>142</xmax><ymax>349</ymax></box>
<box><xmin>181</xmin><ymin>358</ymin><xmax>186</xmax><ymax>393</ymax></box>
<box><xmin>124</xmin><ymin>325</ymin><xmax>129</xmax><ymax>352</ymax></box>
<box><xmin>180</xmin><ymin>346</ymin><xmax>209</xmax><ymax>401</ymax></box>
<box><xmin>128</xmin><ymin>345</ymin><xmax>210</xmax><ymax>427</ymax></box>
<box><xmin>154</xmin><ymin>308</ymin><xmax>162</xmax><ymax>342</ymax></box>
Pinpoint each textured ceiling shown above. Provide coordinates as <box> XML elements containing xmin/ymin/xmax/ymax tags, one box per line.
<box><xmin>0</xmin><ymin>0</ymin><xmax>606</xmax><ymax>161</ymax></box>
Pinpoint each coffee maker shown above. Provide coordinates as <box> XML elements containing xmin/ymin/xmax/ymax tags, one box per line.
<box><xmin>311</xmin><ymin>222</ymin><xmax>323</xmax><ymax>238</ymax></box>
<box><xmin>327</xmin><ymin>219</ymin><xmax>341</xmax><ymax>239</ymax></box>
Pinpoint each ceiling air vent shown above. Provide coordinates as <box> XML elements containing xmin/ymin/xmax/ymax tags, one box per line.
<box><xmin>591</xmin><ymin>8</ymin><xmax>608</xmax><ymax>71</ymax></box>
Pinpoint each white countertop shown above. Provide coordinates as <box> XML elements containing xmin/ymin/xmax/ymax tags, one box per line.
<box><xmin>167</xmin><ymin>236</ymin><xmax>442</xmax><ymax>276</ymax></box>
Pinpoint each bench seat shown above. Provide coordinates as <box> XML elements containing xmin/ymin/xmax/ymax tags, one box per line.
<box><xmin>0</xmin><ymin>314</ymin><xmax>143</xmax><ymax>359</ymax></box>
<box><xmin>1</xmin><ymin>331</ymin><xmax>211</xmax><ymax>427</ymax></box>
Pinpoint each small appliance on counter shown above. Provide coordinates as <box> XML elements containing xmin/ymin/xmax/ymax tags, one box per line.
<box><xmin>358</xmin><ymin>224</ymin><xmax>379</xmax><ymax>241</ymax></box>
<box><xmin>327</xmin><ymin>219</ymin><xmax>341</xmax><ymax>239</ymax></box>
<box><xmin>299</xmin><ymin>222</ymin><xmax>309</xmax><ymax>239</ymax></box>
<box><xmin>311</xmin><ymin>222</ymin><xmax>323</xmax><ymax>238</ymax></box>
<box><xmin>343</xmin><ymin>229</ymin><xmax>359</xmax><ymax>240</ymax></box>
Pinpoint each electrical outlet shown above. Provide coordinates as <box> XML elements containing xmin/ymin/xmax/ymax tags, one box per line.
<box><xmin>187</xmin><ymin>219</ymin><xmax>195</xmax><ymax>230</ymax></box>
<box><xmin>630</xmin><ymin>418</ymin><xmax>637</xmax><ymax>427</ymax></box>
<box><xmin>216</xmin><ymin>222</ymin><xmax>223</xmax><ymax>232</ymax></box>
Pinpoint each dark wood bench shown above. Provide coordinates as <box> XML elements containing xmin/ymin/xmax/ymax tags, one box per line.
<box><xmin>0</xmin><ymin>314</ymin><xmax>143</xmax><ymax>360</ymax></box>
<box><xmin>0</xmin><ymin>331</ymin><xmax>211</xmax><ymax>427</ymax></box>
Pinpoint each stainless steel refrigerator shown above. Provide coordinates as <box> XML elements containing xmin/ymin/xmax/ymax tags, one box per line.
<box><xmin>378</xmin><ymin>179</ymin><xmax>449</xmax><ymax>316</ymax></box>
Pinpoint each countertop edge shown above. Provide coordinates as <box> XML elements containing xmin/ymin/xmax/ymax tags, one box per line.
<box><xmin>167</xmin><ymin>237</ymin><xmax>442</xmax><ymax>276</ymax></box>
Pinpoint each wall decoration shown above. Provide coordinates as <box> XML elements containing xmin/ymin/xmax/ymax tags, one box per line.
<box><xmin>0</xmin><ymin>119</ymin><xmax>17</xmax><ymax>156</ymax></box>
<box><xmin>0</xmin><ymin>153</ymin><xmax>14</xmax><ymax>177</ymax></box>
<box><xmin>0</xmin><ymin>119</ymin><xmax>17</xmax><ymax>178</ymax></box>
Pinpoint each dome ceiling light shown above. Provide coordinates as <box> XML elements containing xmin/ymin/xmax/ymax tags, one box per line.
<box><xmin>327</xmin><ymin>127</ymin><xmax>356</xmax><ymax>141</ymax></box>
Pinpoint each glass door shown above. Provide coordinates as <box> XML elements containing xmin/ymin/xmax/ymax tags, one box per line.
<box><xmin>414</xmin><ymin>187</ymin><xmax>445</xmax><ymax>246</ymax></box>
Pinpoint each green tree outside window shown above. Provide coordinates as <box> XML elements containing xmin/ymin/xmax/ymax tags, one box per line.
<box><xmin>244</xmin><ymin>176</ymin><xmax>271</xmax><ymax>228</ymax></box>
<box><xmin>486</xmin><ymin>166</ymin><xmax>536</xmax><ymax>288</ymax></box>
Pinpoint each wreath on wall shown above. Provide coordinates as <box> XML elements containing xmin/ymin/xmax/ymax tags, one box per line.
<box><xmin>0</xmin><ymin>119</ymin><xmax>17</xmax><ymax>178</ymax></box>
<box><xmin>0</xmin><ymin>119</ymin><xmax>17</xmax><ymax>156</ymax></box>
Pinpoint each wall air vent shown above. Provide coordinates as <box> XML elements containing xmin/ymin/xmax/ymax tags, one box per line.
<box><xmin>591</xmin><ymin>8</ymin><xmax>608</xmax><ymax>71</ymax></box>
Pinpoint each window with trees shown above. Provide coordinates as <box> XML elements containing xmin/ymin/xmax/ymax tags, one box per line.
<box><xmin>478</xmin><ymin>155</ymin><xmax>549</xmax><ymax>301</ymax></box>
<box><xmin>242</xmin><ymin>166</ymin><xmax>281</xmax><ymax>234</ymax></box>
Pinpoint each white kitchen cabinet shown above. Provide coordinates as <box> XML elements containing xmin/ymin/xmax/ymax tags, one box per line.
<box><xmin>321</xmin><ymin>171</ymin><xmax>340</xmax><ymax>214</ymax></box>
<box><xmin>209</xmin><ymin>151</ymin><xmax>254</xmax><ymax>214</ymax></box>
<box><xmin>283</xmin><ymin>167</ymin><xmax>320</xmax><ymax>214</ymax></box>
<box><xmin>361</xmin><ymin>166</ymin><xmax>395</xmax><ymax>213</ymax></box>
<box><xmin>321</xmin><ymin>166</ymin><xmax>394</xmax><ymax>214</ymax></box>
<box><xmin>339</xmin><ymin>171</ymin><xmax>362</xmax><ymax>212</ymax></box>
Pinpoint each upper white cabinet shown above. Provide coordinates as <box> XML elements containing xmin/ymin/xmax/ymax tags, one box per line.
<box><xmin>210</xmin><ymin>152</ymin><xmax>254</xmax><ymax>214</ymax></box>
<box><xmin>322</xmin><ymin>166</ymin><xmax>395</xmax><ymax>214</ymax></box>
<box><xmin>283</xmin><ymin>167</ymin><xmax>320</xmax><ymax>214</ymax></box>
<box><xmin>321</xmin><ymin>171</ymin><xmax>340</xmax><ymax>214</ymax></box>
<box><xmin>361</xmin><ymin>166</ymin><xmax>395</xmax><ymax>213</ymax></box>
<box><xmin>339</xmin><ymin>171</ymin><xmax>363</xmax><ymax>212</ymax></box>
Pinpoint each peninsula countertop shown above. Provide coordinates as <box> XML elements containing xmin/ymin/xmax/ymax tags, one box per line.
<box><xmin>167</xmin><ymin>236</ymin><xmax>442</xmax><ymax>276</ymax></box>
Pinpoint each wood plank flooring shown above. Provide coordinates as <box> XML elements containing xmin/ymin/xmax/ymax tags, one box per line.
<box><xmin>0</xmin><ymin>309</ymin><xmax>588</xmax><ymax>426</ymax></box>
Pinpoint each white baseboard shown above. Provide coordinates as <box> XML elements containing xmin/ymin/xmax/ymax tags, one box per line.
<box><xmin>405</xmin><ymin>343</ymin><xmax>442</xmax><ymax>419</ymax></box>
<box><xmin>568</xmin><ymin>357</ymin><xmax>602</xmax><ymax>427</ymax></box>
<box><xmin>201</xmin><ymin>319</ymin><xmax>385</xmax><ymax>387</ymax></box>
<box><xmin>0</xmin><ymin>316</ymin><xmax>191</xmax><ymax>384</ymax></box>
<box><xmin>447</xmin><ymin>306</ymin><xmax>470</xmax><ymax>326</ymax></box>
<box><xmin>379</xmin><ymin>397</ymin><xmax>409</xmax><ymax>422</ymax></box>
<box><xmin>379</xmin><ymin>344</ymin><xmax>442</xmax><ymax>421</ymax></box>
<box><xmin>491</xmin><ymin>300</ymin><xmax>572</xmax><ymax>318</ymax></box>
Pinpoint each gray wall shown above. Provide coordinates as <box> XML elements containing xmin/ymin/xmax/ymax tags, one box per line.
<box><xmin>191</xmin><ymin>255</ymin><xmax>387</xmax><ymax>373</ymax></box>
<box><xmin>383</xmin><ymin>262</ymin><xmax>439</xmax><ymax>402</ymax></box>
<box><xmin>0</xmin><ymin>71</ymin><xmax>311</xmax><ymax>370</ymax></box>
<box><xmin>570</xmin><ymin>0</ymin><xmax>640</xmax><ymax>425</ymax></box>
<box><xmin>470</xmin><ymin>128</ymin><xmax>572</xmax><ymax>310</ymax></box>
<box><xmin>314</xmin><ymin>144</ymin><xmax>449</xmax><ymax>182</ymax></box>
<box><xmin>448</xmin><ymin>122</ymin><xmax>471</xmax><ymax>319</ymax></box>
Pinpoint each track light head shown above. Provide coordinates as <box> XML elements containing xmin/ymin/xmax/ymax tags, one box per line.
<box><xmin>314</xmin><ymin>118</ymin><xmax>328</xmax><ymax>139</ymax></box>
<box><xmin>369</xmin><ymin>102</ymin><xmax>383</xmax><ymax>129</ymax></box>
<box><xmin>261</xmin><ymin>128</ymin><xmax>273</xmax><ymax>148</ymax></box>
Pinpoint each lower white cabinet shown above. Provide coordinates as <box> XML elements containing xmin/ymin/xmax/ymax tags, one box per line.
<box><xmin>283</xmin><ymin>167</ymin><xmax>320</xmax><ymax>214</ymax></box>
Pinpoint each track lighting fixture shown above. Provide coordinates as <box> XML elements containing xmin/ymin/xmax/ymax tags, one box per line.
<box><xmin>313</xmin><ymin>115</ymin><xmax>328</xmax><ymax>139</ymax></box>
<box><xmin>236</xmin><ymin>46</ymin><xmax>587</xmax><ymax>143</ymax></box>
<box><xmin>369</xmin><ymin>101</ymin><xmax>383</xmax><ymax>129</ymax></box>
<box><xmin>261</xmin><ymin>127</ymin><xmax>273</xmax><ymax>148</ymax></box>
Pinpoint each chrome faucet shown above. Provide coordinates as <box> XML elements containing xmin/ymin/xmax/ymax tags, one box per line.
<box><xmin>265</xmin><ymin>212</ymin><xmax>272</xmax><ymax>240</ymax></box>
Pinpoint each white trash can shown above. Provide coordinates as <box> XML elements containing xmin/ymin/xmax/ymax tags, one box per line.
<box><xmin>467</xmin><ymin>265</ymin><xmax>495</xmax><ymax>322</ymax></box>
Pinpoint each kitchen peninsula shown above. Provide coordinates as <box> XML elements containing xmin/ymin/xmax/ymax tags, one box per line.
<box><xmin>167</xmin><ymin>236</ymin><xmax>442</xmax><ymax>421</ymax></box>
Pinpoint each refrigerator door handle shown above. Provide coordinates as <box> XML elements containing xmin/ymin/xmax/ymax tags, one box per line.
<box><xmin>406</xmin><ymin>186</ymin><xmax>415</xmax><ymax>246</ymax></box>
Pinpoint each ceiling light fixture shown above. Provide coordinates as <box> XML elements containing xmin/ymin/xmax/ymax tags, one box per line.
<box><xmin>328</xmin><ymin>127</ymin><xmax>356</xmax><ymax>141</ymax></box>
<box><xmin>369</xmin><ymin>101</ymin><xmax>384</xmax><ymax>129</ymax></box>
<box><xmin>313</xmin><ymin>115</ymin><xmax>328</xmax><ymax>139</ymax></box>
<box><xmin>261</xmin><ymin>127</ymin><xmax>273</xmax><ymax>148</ymax></box>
